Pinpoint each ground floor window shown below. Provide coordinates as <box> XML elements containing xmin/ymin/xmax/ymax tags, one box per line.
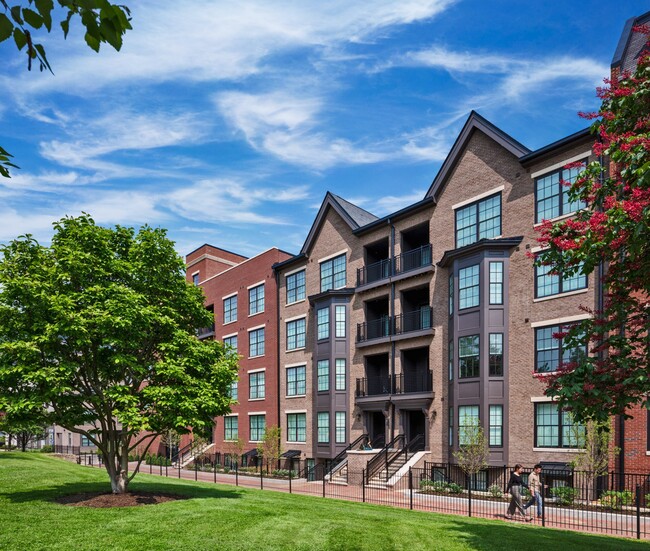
<box><xmin>287</xmin><ymin>413</ymin><xmax>306</xmax><ymax>443</ymax></box>
<box><xmin>534</xmin><ymin>403</ymin><xmax>584</xmax><ymax>448</ymax></box>
<box><xmin>249</xmin><ymin>414</ymin><xmax>266</xmax><ymax>442</ymax></box>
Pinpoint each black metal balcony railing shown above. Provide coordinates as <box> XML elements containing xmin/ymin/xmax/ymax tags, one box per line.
<box><xmin>357</xmin><ymin>316</ymin><xmax>392</xmax><ymax>342</ymax></box>
<box><xmin>356</xmin><ymin>369</ymin><xmax>433</xmax><ymax>397</ymax></box>
<box><xmin>197</xmin><ymin>323</ymin><xmax>215</xmax><ymax>339</ymax></box>
<box><xmin>356</xmin><ymin>244</ymin><xmax>432</xmax><ymax>287</ymax></box>
<box><xmin>394</xmin><ymin>306</ymin><xmax>432</xmax><ymax>335</ymax></box>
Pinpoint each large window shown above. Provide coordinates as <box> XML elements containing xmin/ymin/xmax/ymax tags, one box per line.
<box><xmin>229</xmin><ymin>381</ymin><xmax>238</xmax><ymax>401</ymax></box>
<box><xmin>458</xmin><ymin>405</ymin><xmax>479</xmax><ymax>446</ymax></box>
<box><xmin>249</xmin><ymin>414</ymin><xmax>266</xmax><ymax>442</ymax></box>
<box><xmin>317</xmin><ymin>308</ymin><xmax>329</xmax><ymax>340</ymax></box>
<box><xmin>459</xmin><ymin>335</ymin><xmax>479</xmax><ymax>379</ymax></box>
<box><xmin>535</xmin><ymin>325</ymin><xmax>587</xmax><ymax>373</ymax></box>
<box><xmin>489</xmin><ymin>262</ymin><xmax>503</xmax><ymax>304</ymax></box>
<box><xmin>320</xmin><ymin>254</ymin><xmax>346</xmax><ymax>292</ymax></box>
<box><xmin>249</xmin><ymin>284</ymin><xmax>264</xmax><ymax>315</ymax></box>
<box><xmin>249</xmin><ymin>328</ymin><xmax>265</xmax><ymax>357</ymax></box>
<box><xmin>448</xmin><ymin>273</ymin><xmax>454</xmax><ymax>315</ymax></box>
<box><xmin>224</xmin><ymin>295</ymin><xmax>237</xmax><ymax>324</ymax></box>
<box><xmin>455</xmin><ymin>194</ymin><xmax>501</xmax><ymax>248</ymax></box>
<box><xmin>224</xmin><ymin>416</ymin><xmax>238</xmax><ymax>441</ymax></box>
<box><xmin>286</xmin><ymin>270</ymin><xmax>306</xmax><ymax>304</ymax></box>
<box><xmin>287</xmin><ymin>413</ymin><xmax>306</xmax><ymax>443</ymax></box>
<box><xmin>286</xmin><ymin>318</ymin><xmax>306</xmax><ymax>350</ymax></box>
<box><xmin>286</xmin><ymin>365</ymin><xmax>306</xmax><ymax>396</ymax></box>
<box><xmin>249</xmin><ymin>371</ymin><xmax>265</xmax><ymax>400</ymax></box>
<box><xmin>535</xmin><ymin>255</ymin><xmax>587</xmax><ymax>298</ymax></box>
<box><xmin>535</xmin><ymin>403</ymin><xmax>584</xmax><ymax>448</ymax></box>
<box><xmin>335</xmin><ymin>412</ymin><xmax>346</xmax><ymax>444</ymax></box>
<box><xmin>335</xmin><ymin>305</ymin><xmax>346</xmax><ymax>338</ymax></box>
<box><xmin>317</xmin><ymin>360</ymin><xmax>329</xmax><ymax>392</ymax></box>
<box><xmin>223</xmin><ymin>335</ymin><xmax>238</xmax><ymax>353</ymax></box>
<box><xmin>80</xmin><ymin>435</ymin><xmax>95</xmax><ymax>447</ymax></box>
<box><xmin>335</xmin><ymin>359</ymin><xmax>346</xmax><ymax>391</ymax></box>
<box><xmin>459</xmin><ymin>265</ymin><xmax>479</xmax><ymax>309</ymax></box>
<box><xmin>489</xmin><ymin>405</ymin><xmax>503</xmax><ymax>447</ymax></box>
<box><xmin>488</xmin><ymin>333</ymin><xmax>503</xmax><ymax>376</ymax></box>
<box><xmin>535</xmin><ymin>163</ymin><xmax>586</xmax><ymax>223</ymax></box>
<box><xmin>317</xmin><ymin>412</ymin><xmax>330</xmax><ymax>443</ymax></box>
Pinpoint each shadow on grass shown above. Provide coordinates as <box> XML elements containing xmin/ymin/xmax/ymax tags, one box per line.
<box><xmin>441</xmin><ymin>515</ymin><xmax>648</xmax><ymax>550</ymax></box>
<box><xmin>4</xmin><ymin>479</ymin><xmax>242</xmax><ymax>505</ymax></box>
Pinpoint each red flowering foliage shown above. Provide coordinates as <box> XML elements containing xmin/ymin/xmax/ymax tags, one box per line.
<box><xmin>533</xmin><ymin>26</ymin><xmax>650</xmax><ymax>422</ymax></box>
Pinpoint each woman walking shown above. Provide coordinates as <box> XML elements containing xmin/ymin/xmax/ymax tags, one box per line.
<box><xmin>506</xmin><ymin>464</ymin><xmax>532</xmax><ymax>521</ymax></box>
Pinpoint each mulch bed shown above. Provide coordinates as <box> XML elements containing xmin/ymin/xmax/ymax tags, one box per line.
<box><xmin>55</xmin><ymin>491</ymin><xmax>187</xmax><ymax>508</ymax></box>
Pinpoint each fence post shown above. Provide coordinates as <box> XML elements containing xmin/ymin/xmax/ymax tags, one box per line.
<box><xmin>289</xmin><ymin>468</ymin><xmax>292</xmax><ymax>494</ymax></box>
<box><xmin>503</xmin><ymin>465</ymin><xmax>507</xmax><ymax>493</ymax></box>
<box><xmin>166</xmin><ymin>463</ymin><xmax>168</xmax><ymax>478</ymax></box>
<box><xmin>261</xmin><ymin>462</ymin><xmax>264</xmax><ymax>490</ymax></box>
<box><xmin>541</xmin><ymin>481</ymin><xmax>546</xmax><ymax>527</ymax></box>
<box><xmin>149</xmin><ymin>461</ymin><xmax>152</xmax><ymax>475</ymax></box>
<box><xmin>409</xmin><ymin>467</ymin><xmax>413</xmax><ymax>510</ymax></box>
<box><xmin>322</xmin><ymin>465</ymin><xmax>326</xmax><ymax>498</ymax></box>
<box><xmin>236</xmin><ymin>462</ymin><xmax>239</xmax><ymax>486</ymax></box>
<box><xmin>362</xmin><ymin>469</ymin><xmax>366</xmax><ymax>503</ymax></box>
<box><xmin>214</xmin><ymin>459</ymin><xmax>217</xmax><ymax>484</ymax></box>
<box><xmin>194</xmin><ymin>460</ymin><xmax>198</xmax><ymax>481</ymax></box>
<box><xmin>178</xmin><ymin>461</ymin><xmax>181</xmax><ymax>479</ymax></box>
<box><xmin>160</xmin><ymin>462</ymin><xmax>162</xmax><ymax>477</ymax></box>
<box><xmin>636</xmin><ymin>484</ymin><xmax>642</xmax><ymax>540</ymax></box>
<box><xmin>468</xmin><ymin>477</ymin><xmax>472</xmax><ymax>518</ymax></box>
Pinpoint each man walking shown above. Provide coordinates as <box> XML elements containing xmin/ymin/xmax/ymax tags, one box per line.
<box><xmin>524</xmin><ymin>464</ymin><xmax>543</xmax><ymax>518</ymax></box>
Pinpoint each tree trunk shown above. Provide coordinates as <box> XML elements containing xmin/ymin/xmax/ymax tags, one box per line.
<box><xmin>110</xmin><ymin>469</ymin><xmax>129</xmax><ymax>494</ymax></box>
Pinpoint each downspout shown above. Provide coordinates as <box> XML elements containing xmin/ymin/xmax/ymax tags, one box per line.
<box><xmin>389</xmin><ymin>219</ymin><xmax>396</xmax><ymax>441</ymax></box>
<box><xmin>274</xmin><ymin>264</ymin><xmax>282</xmax><ymax>465</ymax></box>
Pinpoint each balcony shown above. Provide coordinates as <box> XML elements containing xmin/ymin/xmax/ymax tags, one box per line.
<box><xmin>394</xmin><ymin>244</ymin><xmax>432</xmax><ymax>276</ymax></box>
<box><xmin>357</xmin><ymin>307</ymin><xmax>433</xmax><ymax>344</ymax></box>
<box><xmin>197</xmin><ymin>323</ymin><xmax>215</xmax><ymax>340</ymax></box>
<box><xmin>356</xmin><ymin>244</ymin><xmax>433</xmax><ymax>289</ymax></box>
<box><xmin>357</xmin><ymin>258</ymin><xmax>391</xmax><ymax>286</ymax></box>
<box><xmin>394</xmin><ymin>306</ymin><xmax>432</xmax><ymax>335</ymax></box>
<box><xmin>357</xmin><ymin>316</ymin><xmax>391</xmax><ymax>342</ymax></box>
<box><xmin>356</xmin><ymin>369</ymin><xmax>433</xmax><ymax>397</ymax></box>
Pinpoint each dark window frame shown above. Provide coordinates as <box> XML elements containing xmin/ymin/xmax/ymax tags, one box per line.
<box><xmin>454</xmin><ymin>193</ymin><xmax>502</xmax><ymax>248</ymax></box>
<box><xmin>534</xmin><ymin>160</ymin><xmax>587</xmax><ymax>224</ymax></box>
<box><xmin>286</xmin><ymin>270</ymin><xmax>306</xmax><ymax>304</ymax></box>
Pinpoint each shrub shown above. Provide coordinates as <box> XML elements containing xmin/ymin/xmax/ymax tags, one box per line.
<box><xmin>271</xmin><ymin>469</ymin><xmax>297</xmax><ymax>478</ymax></box>
<box><xmin>40</xmin><ymin>445</ymin><xmax>54</xmax><ymax>453</ymax></box>
<box><xmin>419</xmin><ymin>480</ymin><xmax>463</xmax><ymax>494</ymax></box>
<box><xmin>488</xmin><ymin>484</ymin><xmax>503</xmax><ymax>499</ymax></box>
<box><xmin>599</xmin><ymin>490</ymin><xmax>633</xmax><ymax>510</ymax></box>
<box><xmin>550</xmin><ymin>486</ymin><xmax>578</xmax><ymax>506</ymax></box>
<box><xmin>144</xmin><ymin>453</ymin><xmax>172</xmax><ymax>466</ymax></box>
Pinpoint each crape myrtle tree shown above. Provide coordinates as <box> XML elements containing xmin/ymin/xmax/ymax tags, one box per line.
<box><xmin>0</xmin><ymin>215</ymin><xmax>238</xmax><ymax>493</ymax></box>
<box><xmin>0</xmin><ymin>0</ymin><xmax>132</xmax><ymax>177</ymax></box>
<box><xmin>534</xmin><ymin>25</ymin><xmax>650</xmax><ymax>422</ymax></box>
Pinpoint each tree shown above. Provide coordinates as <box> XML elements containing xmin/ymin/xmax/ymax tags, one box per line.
<box><xmin>0</xmin><ymin>410</ymin><xmax>46</xmax><ymax>451</ymax></box>
<box><xmin>0</xmin><ymin>214</ymin><xmax>238</xmax><ymax>493</ymax></box>
<box><xmin>534</xmin><ymin>25</ymin><xmax>650</xmax><ymax>422</ymax></box>
<box><xmin>0</xmin><ymin>1</ymin><xmax>132</xmax><ymax>177</ymax></box>
<box><xmin>257</xmin><ymin>425</ymin><xmax>282</xmax><ymax>472</ymax></box>
<box><xmin>223</xmin><ymin>437</ymin><xmax>245</xmax><ymax>468</ymax></box>
<box><xmin>159</xmin><ymin>429</ymin><xmax>181</xmax><ymax>463</ymax></box>
<box><xmin>453</xmin><ymin>418</ymin><xmax>488</xmax><ymax>488</ymax></box>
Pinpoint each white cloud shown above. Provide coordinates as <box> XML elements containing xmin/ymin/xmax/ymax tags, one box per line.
<box><xmin>347</xmin><ymin>190</ymin><xmax>427</xmax><ymax>216</ymax></box>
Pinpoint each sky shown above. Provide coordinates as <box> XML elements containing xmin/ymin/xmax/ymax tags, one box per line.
<box><xmin>0</xmin><ymin>1</ymin><xmax>644</xmax><ymax>259</ymax></box>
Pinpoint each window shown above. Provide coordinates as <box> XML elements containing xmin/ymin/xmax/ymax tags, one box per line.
<box><xmin>455</xmin><ymin>194</ymin><xmax>501</xmax><ymax>248</ymax></box>
<box><xmin>459</xmin><ymin>265</ymin><xmax>479</xmax><ymax>309</ymax></box>
<box><xmin>335</xmin><ymin>359</ymin><xmax>346</xmax><ymax>391</ymax></box>
<box><xmin>286</xmin><ymin>318</ymin><xmax>306</xmax><ymax>350</ymax></box>
<box><xmin>335</xmin><ymin>305</ymin><xmax>346</xmax><ymax>338</ymax></box>
<box><xmin>229</xmin><ymin>381</ymin><xmax>238</xmax><ymax>401</ymax></box>
<box><xmin>224</xmin><ymin>416</ymin><xmax>238</xmax><ymax>440</ymax></box>
<box><xmin>224</xmin><ymin>295</ymin><xmax>237</xmax><ymax>324</ymax></box>
<box><xmin>80</xmin><ymin>435</ymin><xmax>94</xmax><ymax>447</ymax></box>
<box><xmin>489</xmin><ymin>333</ymin><xmax>503</xmax><ymax>376</ymax></box>
<box><xmin>535</xmin><ymin>325</ymin><xmax>587</xmax><ymax>373</ymax></box>
<box><xmin>458</xmin><ymin>406</ymin><xmax>479</xmax><ymax>446</ymax></box>
<box><xmin>448</xmin><ymin>273</ymin><xmax>454</xmax><ymax>315</ymax></box>
<box><xmin>317</xmin><ymin>308</ymin><xmax>329</xmax><ymax>340</ymax></box>
<box><xmin>249</xmin><ymin>415</ymin><xmax>266</xmax><ymax>442</ymax></box>
<box><xmin>535</xmin><ymin>403</ymin><xmax>585</xmax><ymax>448</ymax></box>
<box><xmin>249</xmin><ymin>284</ymin><xmax>264</xmax><ymax>315</ymax></box>
<box><xmin>249</xmin><ymin>328</ymin><xmax>265</xmax><ymax>357</ymax></box>
<box><xmin>249</xmin><ymin>371</ymin><xmax>265</xmax><ymax>400</ymax></box>
<box><xmin>459</xmin><ymin>335</ymin><xmax>479</xmax><ymax>378</ymax></box>
<box><xmin>286</xmin><ymin>365</ymin><xmax>306</xmax><ymax>396</ymax></box>
<box><xmin>317</xmin><ymin>360</ymin><xmax>329</xmax><ymax>392</ymax></box>
<box><xmin>489</xmin><ymin>405</ymin><xmax>503</xmax><ymax>447</ymax></box>
<box><xmin>223</xmin><ymin>335</ymin><xmax>238</xmax><ymax>352</ymax></box>
<box><xmin>535</xmin><ymin>163</ymin><xmax>586</xmax><ymax>223</ymax></box>
<box><xmin>335</xmin><ymin>412</ymin><xmax>346</xmax><ymax>444</ymax></box>
<box><xmin>317</xmin><ymin>412</ymin><xmax>330</xmax><ymax>443</ymax></box>
<box><xmin>448</xmin><ymin>340</ymin><xmax>454</xmax><ymax>382</ymax></box>
<box><xmin>286</xmin><ymin>270</ymin><xmax>306</xmax><ymax>304</ymax></box>
<box><xmin>320</xmin><ymin>254</ymin><xmax>346</xmax><ymax>292</ymax></box>
<box><xmin>287</xmin><ymin>413</ymin><xmax>306</xmax><ymax>442</ymax></box>
<box><xmin>489</xmin><ymin>262</ymin><xmax>503</xmax><ymax>304</ymax></box>
<box><xmin>535</xmin><ymin>255</ymin><xmax>587</xmax><ymax>298</ymax></box>
<box><xmin>449</xmin><ymin>407</ymin><xmax>454</xmax><ymax>446</ymax></box>
<box><xmin>192</xmin><ymin>273</ymin><xmax>199</xmax><ymax>286</ymax></box>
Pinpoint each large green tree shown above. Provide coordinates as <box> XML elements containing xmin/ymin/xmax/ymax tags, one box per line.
<box><xmin>0</xmin><ymin>214</ymin><xmax>238</xmax><ymax>493</ymax></box>
<box><xmin>0</xmin><ymin>0</ymin><xmax>132</xmax><ymax>177</ymax></box>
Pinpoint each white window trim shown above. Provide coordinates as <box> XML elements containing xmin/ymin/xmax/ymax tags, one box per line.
<box><xmin>248</xmin><ymin>368</ymin><xmax>266</xmax><ymax>374</ymax></box>
<box><xmin>285</xmin><ymin>314</ymin><xmax>307</xmax><ymax>323</ymax></box>
<box><xmin>284</xmin><ymin>266</ymin><xmax>306</xmax><ymax>277</ymax></box>
<box><xmin>248</xmin><ymin>324</ymin><xmax>266</xmax><ymax>332</ymax></box>
<box><xmin>222</xmin><ymin>331</ymin><xmax>238</xmax><ymax>340</ymax></box>
<box><xmin>533</xmin><ymin>448</ymin><xmax>584</xmax><ymax>453</ymax></box>
<box><xmin>530</xmin><ymin>314</ymin><xmax>591</xmax><ymax>328</ymax></box>
<box><xmin>533</xmin><ymin>212</ymin><xmax>577</xmax><ymax>228</ymax></box>
<box><xmin>286</xmin><ymin>299</ymin><xmax>306</xmax><ymax>307</ymax></box>
<box><xmin>533</xmin><ymin>288</ymin><xmax>589</xmax><ymax>303</ymax></box>
<box><xmin>285</xmin><ymin>394</ymin><xmax>306</xmax><ymax>399</ymax></box>
<box><xmin>247</xmin><ymin>280</ymin><xmax>265</xmax><ymax>290</ymax></box>
<box><xmin>318</xmin><ymin>249</ymin><xmax>348</xmax><ymax>264</ymax></box>
<box><xmin>248</xmin><ymin>398</ymin><xmax>266</xmax><ymax>402</ymax></box>
<box><xmin>222</xmin><ymin>291</ymin><xmax>237</xmax><ymax>300</ymax></box>
<box><xmin>224</xmin><ymin>413</ymin><xmax>239</xmax><ymax>417</ymax></box>
<box><xmin>530</xmin><ymin>396</ymin><xmax>556</xmax><ymax>403</ymax></box>
<box><xmin>285</xmin><ymin>362</ymin><xmax>307</xmax><ymax>369</ymax></box>
<box><xmin>247</xmin><ymin>411</ymin><xmax>266</xmax><ymax>416</ymax></box>
<box><xmin>286</xmin><ymin>347</ymin><xmax>306</xmax><ymax>353</ymax></box>
<box><xmin>530</xmin><ymin>151</ymin><xmax>592</xmax><ymax>179</ymax></box>
<box><xmin>452</xmin><ymin>185</ymin><xmax>505</xmax><ymax>210</ymax></box>
<box><xmin>286</xmin><ymin>409</ymin><xmax>307</xmax><ymax>414</ymax></box>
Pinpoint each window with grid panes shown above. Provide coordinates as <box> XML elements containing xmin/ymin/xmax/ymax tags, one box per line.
<box><xmin>534</xmin><ymin>403</ymin><xmax>584</xmax><ymax>448</ymax></box>
<box><xmin>249</xmin><ymin>284</ymin><xmax>264</xmax><ymax>315</ymax></box>
<box><xmin>335</xmin><ymin>305</ymin><xmax>346</xmax><ymax>338</ymax></box>
<box><xmin>449</xmin><ymin>407</ymin><xmax>454</xmax><ymax>446</ymax></box>
<box><xmin>459</xmin><ymin>265</ymin><xmax>479</xmax><ymax>309</ymax></box>
<box><xmin>449</xmin><ymin>273</ymin><xmax>454</xmax><ymax>315</ymax></box>
<box><xmin>224</xmin><ymin>295</ymin><xmax>237</xmax><ymax>323</ymax></box>
<box><xmin>249</xmin><ymin>415</ymin><xmax>266</xmax><ymax>442</ymax></box>
<box><xmin>223</xmin><ymin>335</ymin><xmax>237</xmax><ymax>352</ymax></box>
<box><xmin>249</xmin><ymin>371</ymin><xmax>265</xmax><ymax>399</ymax></box>
<box><xmin>249</xmin><ymin>328</ymin><xmax>265</xmax><ymax>357</ymax></box>
<box><xmin>286</xmin><ymin>318</ymin><xmax>306</xmax><ymax>350</ymax></box>
<box><xmin>229</xmin><ymin>381</ymin><xmax>238</xmax><ymax>401</ymax></box>
<box><xmin>287</xmin><ymin>413</ymin><xmax>306</xmax><ymax>442</ymax></box>
<box><xmin>317</xmin><ymin>412</ymin><xmax>330</xmax><ymax>443</ymax></box>
<box><xmin>286</xmin><ymin>270</ymin><xmax>306</xmax><ymax>304</ymax></box>
<box><xmin>489</xmin><ymin>333</ymin><xmax>503</xmax><ymax>376</ymax></box>
<box><xmin>535</xmin><ymin>325</ymin><xmax>587</xmax><ymax>373</ymax></box>
<box><xmin>489</xmin><ymin>262</ymin><xmax>503</xmax><ymax>304</ymax></box>
<box><xmin>535</xmin><ymin>162</ymin><xmax>586</xmax><ymax>223</ymax></box>
<box><xmin>224</xmin><ymin>416</ymin><xmax>238</xmax><ymax>440</ymax></box>
<box><xmin>458</xmin><ymin>405</ymin><xmax>479</xmax><ymax>446</ymax></box>
<box><xmin>489</xmin><ymin>405</ymin><xmax>503</xmax><ymax>447</ymax></box>
<box><xmin>459</xmin><ymin>335</ymin><xmax>479</xmax><ymax>378</ymax></box>
<box><xmin>286</xmin><ymin>365</ymin><xmax>306</xmax><ymax>396</ymax></box>
<box><xmin>335</xmin><ymin>412</ymin><xmax>346</xmax><ymax>443</ymax></box>
<box><xmin>320</xmin><ymin>254</ymin><xmax>346</xmax><ymax>292</ymax></box>
<box><xmin>317</xmin><ymin>308</ymin><xmax>329</xmax><ymax>340</ymax></box>
<box><xmin>535</xmin><ymin>254</ymin><xmax>586</xmax><ymax>298</ymax></box>
<box><xmin>317</xmin><ymin>360</ymin><xmax>329</xmax><ymax>391</ymax></box>
<box><xmin>448</xmin><ymin>340</ymin><xmax>454</xmax><ymax>381</ymax></box>
<box><xmin>335</xmin><ymin>359</ymin><xmax>346</xmax><ymax>391</ymax></box>
<box><xmin>455</xmin><ymin>194</ymin><xmax>501</xmax><ymax>248</ymax></box>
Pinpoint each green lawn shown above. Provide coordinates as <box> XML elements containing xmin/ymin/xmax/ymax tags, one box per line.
<box><xmin>1</xmin><ymin>453</ymin><xmax>647</xmax><ymax>551</ymax></box>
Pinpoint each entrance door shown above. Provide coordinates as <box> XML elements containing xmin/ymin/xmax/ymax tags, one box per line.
<box><xmin>369</xmin><ymin>411</ymin><xmax>385</xmax><ymax>448</ymax></box>
<box><xmin>406</xmin><ymin>410</ymin><xmax>426</xmax><ymax>450</ymax></box>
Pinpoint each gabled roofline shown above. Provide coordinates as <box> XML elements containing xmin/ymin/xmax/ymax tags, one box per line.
<box><xmin>425</xmin><ymin>111</ymin><xmax>531</xmax><ymax>201</ymax></box>
<box><xmin>354</xmin><ymin>197</ymin><xmax>434</xmax><ymax>235</ymax></box>
<box><xmin>272</xmin><ymin>253</ymin><xmax>307</xmax><ymax>272</ymax></box>
<box><xmin>185</xmin><ymin>242</ymin><xmax>248</xmax><ymax>262</ymax></box>
<box><xmin>612</xmin><ymin>11</ymin><xmax>650</xmax><ymax>69</ymax></box>
<box><xmin>519</xmin><ymin>127</ymin><xmax>592</xmax><ymax>167</ymax></box>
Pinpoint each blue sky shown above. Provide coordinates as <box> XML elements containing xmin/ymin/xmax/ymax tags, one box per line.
<box><xmin>0</xmin><ymin>1</ymin><xmax>643</xmax><ymax>258</ymax></box>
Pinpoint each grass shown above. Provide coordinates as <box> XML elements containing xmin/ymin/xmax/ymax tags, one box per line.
<box><xmin>1</xmin><ymin>453</ymin><xmax>647</xmax><ymax>551</ymax></box>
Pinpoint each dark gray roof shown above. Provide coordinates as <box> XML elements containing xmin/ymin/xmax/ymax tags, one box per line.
<box><xmin>330</xmin><ymin>194</ymin><xmax>378</xmax><ymax>228</ymax></box>
<box><xmin>612</xmin><ymin>11</ymin><xmax>650</xmax><ymax>73</ymax></box>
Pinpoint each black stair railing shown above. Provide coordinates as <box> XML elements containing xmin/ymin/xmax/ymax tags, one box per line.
<box><xmin>326</xmin><ymin>433</ymin><xmax>369</xmax><ymax>477</ymax></box>
<box><xmin>366</xmin><ymin>434</ymin><xmax>405</xmax><ymax>482</ymax></box>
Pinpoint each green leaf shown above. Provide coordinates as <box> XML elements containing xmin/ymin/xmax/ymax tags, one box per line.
<box><xmin>84</xmin><ymin>31</ymin><xmax>100</xmax><ymax>52</ymax></box>
<box><xmin>0</xmin><ymin>13</ymin><xmax>12</xmax><ymax>42</ymax></box>
<box><xmin>13</xmin><ymin>28</ymin><xmax>26</xmax><ymax>51</ymax></box>
<box><xmin>21</xmin><ymin>8</ymin><xmax>43</xmax><ymax>29</ymax></box>
<box><xmin>34</xmin><ymin>43</ymin><xmax>52</xmax><ymax>74</ymax></box>
<box><xmin>10</xmin><ymin>5</ymin><xmax>22</xmax><ymax>25</ymax></box>
<box><xmin>34</xmin><ymin>0</ymin><xmax>53</xmax><ymax>31</ymax></box>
